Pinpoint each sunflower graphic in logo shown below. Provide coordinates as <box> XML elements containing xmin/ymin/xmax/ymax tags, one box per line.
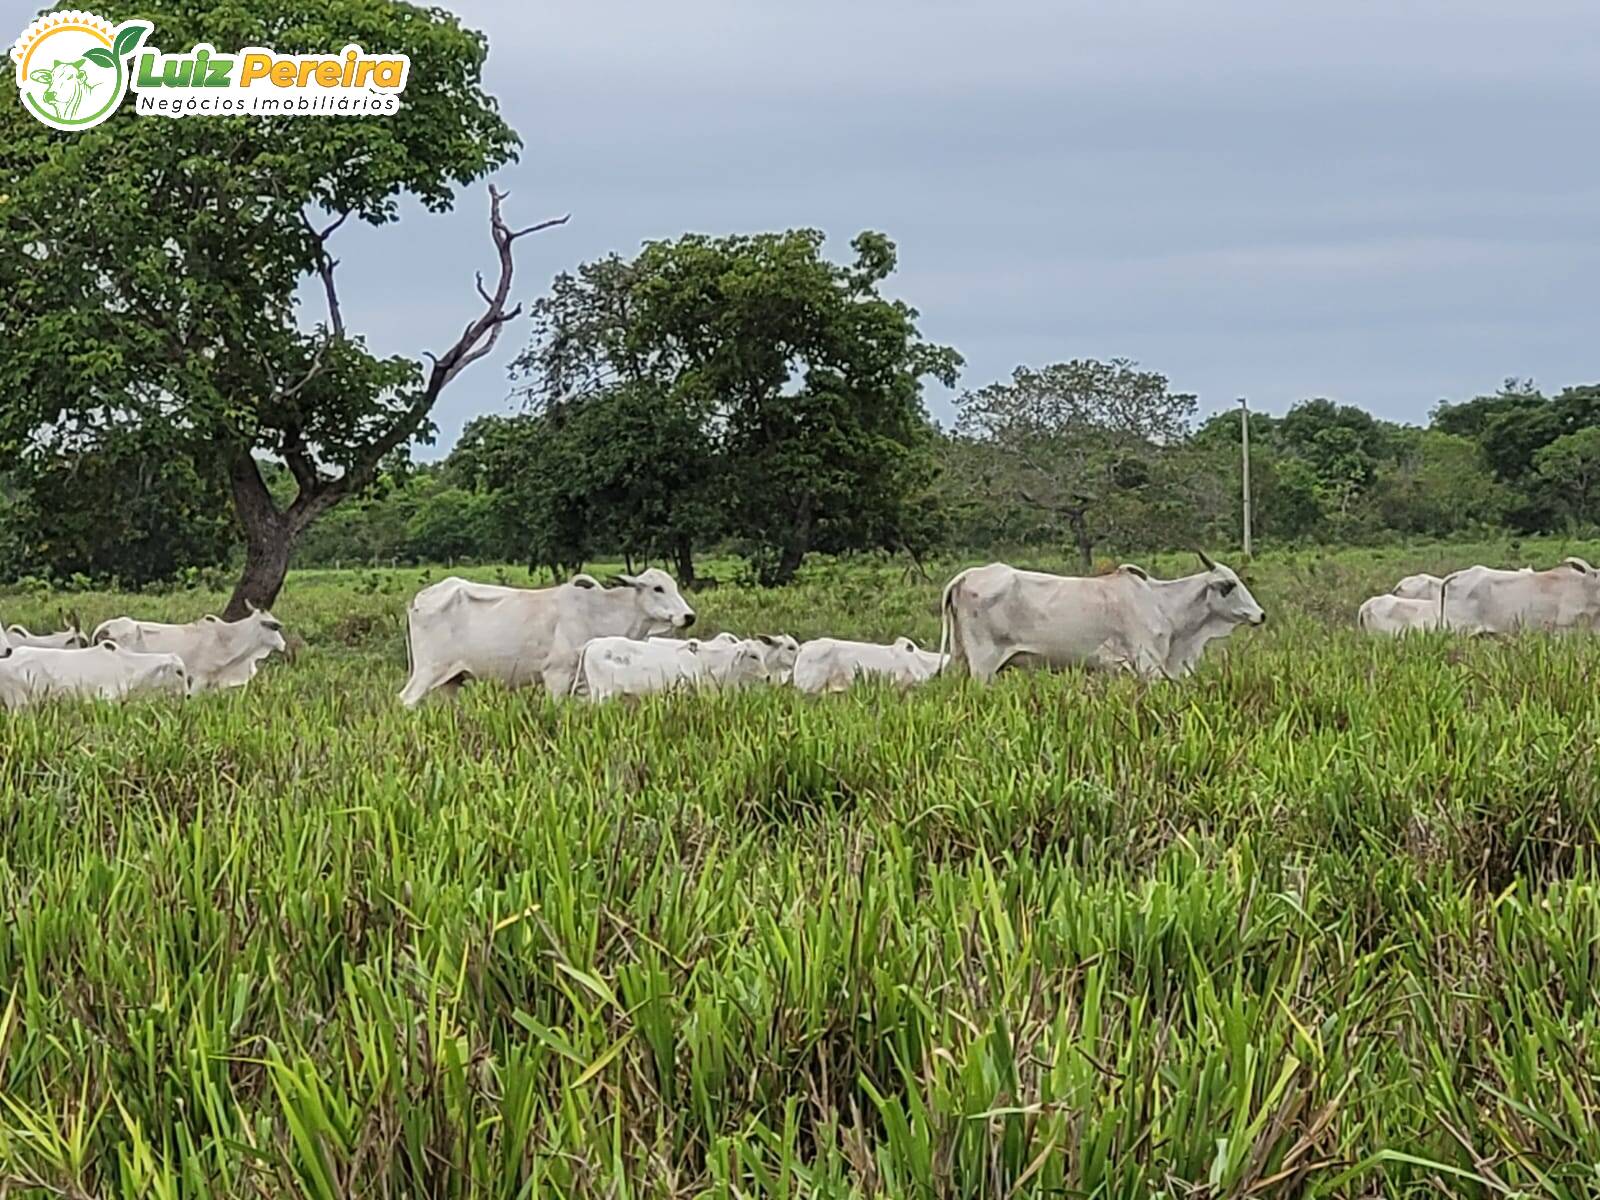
<box><xmin>11</xmin><ymin>10</ymin><xmax>150</xmax><ymax>131</ymax></box>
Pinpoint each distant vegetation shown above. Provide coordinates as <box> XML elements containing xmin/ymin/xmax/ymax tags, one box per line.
<box><xmin>4</xmin><ymin>370</ymin><xmax>1591</xmax><ymax>590</ymax></box>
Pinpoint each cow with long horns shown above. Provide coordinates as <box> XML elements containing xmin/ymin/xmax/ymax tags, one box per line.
<box><xmin>938</xmin><ymin>552</ymin><xmax>1266</xmax><ymax>681</ymax></box>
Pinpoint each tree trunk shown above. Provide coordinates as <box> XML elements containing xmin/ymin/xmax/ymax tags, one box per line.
<box><xmin>771</xmin><ymin>493</ymin><xmax>815</xmax><ymax>586</ymax></box>
<box><xmin>1066</xmin><ymin>507</ymin><xmax>1094</xmax><ymax>573</ymax></box>
<box><xmin>224</xmin><ymin>455</ymin><xmax>294</xmax><ymax>619</ymax></box>
<box><xmin>226</xmin><ymin>530</ymin><xmax>293</xmax><ymax>619</ymax></box>
<box><xmin>672</xmin><ymin>534</ymin><xmax>696</xmax><ymax>587</ymax></box>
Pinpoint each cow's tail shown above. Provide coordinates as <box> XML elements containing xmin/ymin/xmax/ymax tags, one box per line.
<box><xmin>938</xmin><ymin>570</ymin><xmax>968</xmax><ymax>675</ymax></box>
<box><xmin>569</xmin><ymin>641</ymin><xmax>592</xmax><ymax>699</ymax></box>
<box><xmin>402</xmin><ymin>599</ymin><xmax>415</xmax><ymax>679</ymax></box>
<box><xmin>1437</xmin><ymin>572</ymin><xmax>1455</xmax><ymax>630</ymax></box>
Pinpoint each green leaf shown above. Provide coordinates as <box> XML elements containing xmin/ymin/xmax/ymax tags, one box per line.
<box><xmin>112</xmin><ymin>24</ymin><xmax>148</xmax><ymax>61</ymax></box>
<box><xmin>82</xmin><ymin>47</ymin><xmax>115</xmax><ymax>69</ymax></box>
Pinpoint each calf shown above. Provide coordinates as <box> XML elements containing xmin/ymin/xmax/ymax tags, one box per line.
<box><xmin>792</xmin><ymin>636</ymin><xmax>944</xmax><ymax>693</ymax></box>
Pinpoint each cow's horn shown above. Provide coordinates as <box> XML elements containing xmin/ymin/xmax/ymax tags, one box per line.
<box><xmin>1196</xmin><ymin>549</ymin><xmax>1217</xmax><ymax>572</ymax></box>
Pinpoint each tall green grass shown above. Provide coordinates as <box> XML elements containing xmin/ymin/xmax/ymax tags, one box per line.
<box><xmin>2</xmin><ymin>539</ymin><xmax>1600</xmax><ymax>1196</ymax></box>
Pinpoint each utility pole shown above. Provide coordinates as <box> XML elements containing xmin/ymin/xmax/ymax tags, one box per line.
<box><xmin>1239</xmin><ymin>396</ymin><xmax>1253</xmax><ymax>558</ymax></box>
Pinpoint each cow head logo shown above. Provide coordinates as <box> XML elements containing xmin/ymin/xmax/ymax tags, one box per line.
<box><xmin>11</xmin><ymin>11</ymin><xmax>150</xmax><ymax>132</ymax></box>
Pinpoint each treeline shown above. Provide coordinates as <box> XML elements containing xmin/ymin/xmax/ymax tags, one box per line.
<box><xmin>7</xmin><ymin>369</ymin><xmax>1587</xmax><ymax>590</ymax></box>
<box><xmin>2</xmin><ymin>217</ymin><xmax>1598</xmax><ymax>589</ymax></box>
<box><xmin>280</xmin><ymin>374</ymin><xmax>1598</xmax><ymax>574</ymax></box>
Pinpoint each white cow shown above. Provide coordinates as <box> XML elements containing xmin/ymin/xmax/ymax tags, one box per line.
<box><xmin>5</xmin><ymin>622</ymin><xmax>89</xmax><ymax>650</ymax></box>
<box><xmin>0</xmin><ymin>643</ymin><xmax>189</xmax><ymax>710</ymax></box>
<box><xmin>940</xmin><ymin>554</ymin><xmax>1266</xmax><ymax>681</ymax></box>
<box><xmin>1391</xmin><ymin>567</ymin><xmax>1528</xmax><ymax>604</ymax></box>
<box><xmin>791</xmin><ymin>636</ymin><xmax>944</xmax><ymax>694</ymax></box>
<box><xmin>576</xmin><ymin>633</ymin><xmax>795</xmax><ymax>701</ymax></box>
<box><xmin>654</xmin><ymin>632</ymin><xmax>740</xmax><ymax>647</ymax></box>
<box><xmin>1391</xmin><ymin>573</ymin><xmax>1445</xmax><ymax>602</ymax></box>
<box><xmin>698</xmin><ymin>634</ymin><xmax>800</xmax><ymax>685</ymax></box>
<box><xmin>92</xmin><ymin>605</ymin><xmax>287</xmax><ymax>691</ymax></box>
<box><xmin>1357</xmin><ymin>594</ymin><xmax>1440</xmax><ymax>636</ymax></box>
<box><xmin>1440</xmin><ymin>558</ymin><xmax>1600</xmax><ymax>634</ymax></box>
<box><xmin>572</xmin><ymin>636</ymin><xmax>704</xmax><ymax>702</ymax></box>
<box><xmin>400</xmin><ymin>570</ymin><xmax>695</xmax><ymax>705</ymax></box>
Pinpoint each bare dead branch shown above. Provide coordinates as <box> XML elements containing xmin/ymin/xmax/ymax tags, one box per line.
<box><xmin>300</xmin><ymin>209</ymin><xmax>348</xmax><ymax>338</ymax></box>
<box><xmin>289</xmin><ymin>186</ymin><xmax>565</xmax><ymax>528</ymax></box>
<box><xmin>510</xmin><ymin>215</ymin><xmax>572</xmax><ymax>239</ymax></box>
<box><xmin>301</xmin><ymin>207</ymin><xmax>351</xmax><ymax>244</ymax></box>
<box><xmin>280</xmin><ymin>426</ymin><xmax>321</xmax><ymax>495</ymax></box>
<box><xmin>278</xmin><ymin>335</ymin><xmax>332</xmax><ymax>404</ymax></box>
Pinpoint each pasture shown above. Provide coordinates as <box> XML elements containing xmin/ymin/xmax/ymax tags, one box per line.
<box><xmin>3</xmin><ymin>539</ymin><xmax>1600</xmax><ymax>1197</ymax></box>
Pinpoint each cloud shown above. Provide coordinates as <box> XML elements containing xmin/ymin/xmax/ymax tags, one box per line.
<box><xmin>316</xmin><ymin>0</ymin><xmax>1600</xmax><ymax>454</ymax></box>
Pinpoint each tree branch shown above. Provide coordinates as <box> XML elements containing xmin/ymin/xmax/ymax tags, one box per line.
<box><xmin>286</xmin><ymin>186</ymin><xmax>567</xmax><ymax>531</ymax></box>
<box><xmin>301</xmin><ymin>208</ymin><xmax>348</xmax><ymax>339</ymax></box>
<box><xmin>280</xmin><ymin>428</ymin><xmax>322</xmax><ymax>495</ymax></box>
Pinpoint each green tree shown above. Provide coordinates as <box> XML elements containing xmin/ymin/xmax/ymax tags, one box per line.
<box><xmin>1370</xmin><ymin>430</ymin><xmax>1509</xmax><ymax>536</ymax></box>
<box><xmin>2</xmin><ymin>428</ymin><xmax>236</xmax><ymax>586</ymax></box>
<box><xmin>0</xmin><ymin>0</ymin><xmax>561</xmax><ymax>616</ymax></box>
<box><xmin>515</xmin><ymin>230</ymin><xmax>959</xmax><ymax>585</ymax></box>
<box><xmin>1276</xmin><ymin>398</ymin><xmax>1407</xmax><ymax>515</ymax></box>
<box><xmin>952</xmin><ymin>359</ymin><xmax>1197</xmax><ymax>569</ymax></box>
<box><xmin>1431</xmin><ymin>378</ymin><xmax>1545</xmax><ymax>443</ymax></box>
<box><xmin>405</xmin><ymin>485</ymin><xmax>496</xmax><ymax>564</ymax></box>
<box><xmin>1535</xmin><ymin>427</ymin><xmax>1600</xmax><ymax>527</ymax></box>
<box><xmin>452</xmin><ymin>413</ymin><xmax>594</xmax><ymax>577</ymax></box>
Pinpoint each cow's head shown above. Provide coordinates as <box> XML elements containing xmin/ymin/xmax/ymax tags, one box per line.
<box><xmin>1391</xmin><ymin>573</ymin><xmax>1440</xmax><ymax>601</ymax></box>
<box><xmin>242</xmin><ymin>602</ymin><xmax>290</xmax><ymax>656</ymax></box>
<box><xmin>617</xmin><ymin>569</ymin><xmax>695</xmax><ymax>631</ymax></box>
<box><xmin>121</xmin><ymin>646</ymin><xmax>193</xmax><ymax>698</ymax></box>
<box><xmin>724</xmin><ymin>641</ymin><xmax>771</xmax><ymax>688</ymax></box>
<box><xmin>29</xmin><ymin>59</ymin><xmax>96</xmax><ymax>119</ymax></box>
<box><xmin>753</xmin><ymin>634</ymin><xmax>800</xmax><ymax>682</ymax></box>
<box><xmin>1196</xmin><ymin>552</ymin><xmax>1266</xmax><ymax>627</ymax></box>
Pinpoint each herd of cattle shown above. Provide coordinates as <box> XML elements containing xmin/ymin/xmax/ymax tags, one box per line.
<box><xmin>1</xmin><ymin>554</ymin><xmax>1597</xmax><ymax>710</ymax></box>
<box><xmin>1357</xmin><ymin>557</ymin><xmax>1600</xmax><ymax>636</ymax></box>
<box><xmin>0</xmin><ymin>607</ymin><xmax>287</xmax><ymax>709</ymax></box>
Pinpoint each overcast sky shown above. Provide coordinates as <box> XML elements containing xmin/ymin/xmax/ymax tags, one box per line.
<box><xmin>316</xmin><ymin>0</ymin><xmax>1600</xmax><ymax>456</ymax></box>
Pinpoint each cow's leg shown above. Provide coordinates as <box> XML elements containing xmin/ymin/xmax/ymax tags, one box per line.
<box><xmin>542</xmin><ymin>660</ymin><xmax>578</xmax><ymax>699</ymax></box>
<box><xmin>399</xmin><ymin>663</ymin><xmax>465</xmax><ymax>707</ymax></box>
<box><xmin>965</xmin><ymin>643</ymin><xmax>1014</xmax><ymax>683</ymax></box>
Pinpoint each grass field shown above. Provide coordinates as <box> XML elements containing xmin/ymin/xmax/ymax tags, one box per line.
<box><xmin>3</xmin><ymin>537</ymin><xmax>1600</xmax><ymax>1197</ymax></box>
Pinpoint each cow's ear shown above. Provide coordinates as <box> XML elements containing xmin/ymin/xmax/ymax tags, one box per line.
<box><xmin>1118</xmin><ymin>563</ymin><xmax>1150</xmax><ymax>580</ymax></box>
<box><xmin>100</xmin><ymin>640</ymin><xmax>119</xmax><ymax>652</ymax></box>
<box><xmin>571</xmin><ymin>576</ymin><xmax>596</xmax><ymax>589</ymax></box>
<box><xmin>617</xmin><ymin>573</ymin><xmax>640</xmax><ymax>587</ymax></box>
<box><xmin>758</xmin><ymin>634</ymin><xmax>777</xmax><ymax>645</ymax></box>
<box><xmin>1563</xmin><ymin>557</ymin><xmax>1595</xmax><ymax>574</ymax></box>
<box><xmin>29</xmin><ymin>69</ymin><xmax>52</xmax><ymax>83</ymax></box>
<box><xmin>203</xmin><ymin>614</ymin><xmax>222</xmax><ymax>623</ymax></box>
